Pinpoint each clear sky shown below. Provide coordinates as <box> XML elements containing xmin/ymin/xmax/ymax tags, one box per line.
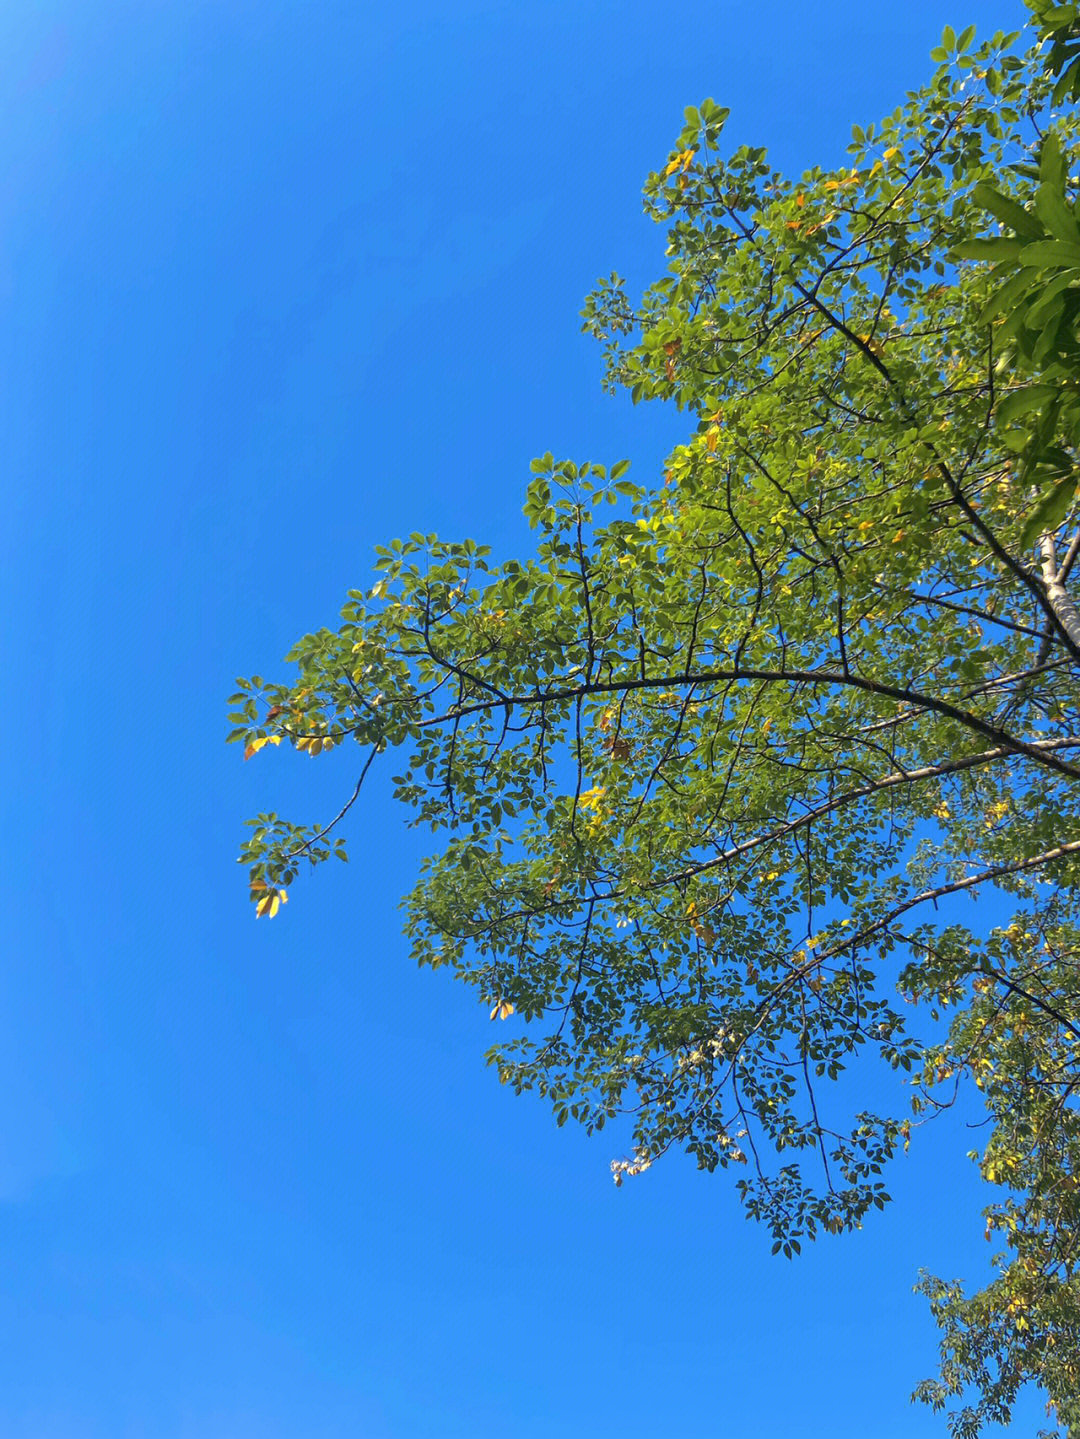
<box><xmin>1</xmin><ymin>2</ymin><xmax>1046</xmax><ymax>1435</ymax></box>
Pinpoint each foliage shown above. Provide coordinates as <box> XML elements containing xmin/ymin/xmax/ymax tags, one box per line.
<box><xmin>231</xmin><ymin>7</ymin><xmax>1080</xmax><ymax>1432</ymax></box>
<box><xmin>956</xmin><ymin>127</ymin><xmax>1080</xmax><ymax>549</ymax></box>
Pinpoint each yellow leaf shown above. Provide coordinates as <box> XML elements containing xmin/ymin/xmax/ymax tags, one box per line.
<box><xmin>255</xmin><ymin>887</ymin><xmax>288</xmax><ymax>918</ymax></box>
<box><xmin>705</xmin><ymin>425</ymin><xmax>720</xmax><ymax>452</ymax></box>
<box><xmin>883</xmin><ymin>146</ymin><xmax>900</xmax><ymax>161</ymax></box>
<box><xmin>244</xmin><ymin>734</ymin><xmax>282</xmax><ymax>761</ymax></box>
<box><xmin>663</xmin><ymin>147</ymin><xmax>697</xmax><ymax>178</ymax></box>
<box><xmin>577</xmin><ymin>785</ymin><xmax>607</xmax><ymax>811</ymax></box>
<box><xmin>490</xmin><ymin>1000</ymin><xmax>515</xmax><ymax>1021</ymax></box>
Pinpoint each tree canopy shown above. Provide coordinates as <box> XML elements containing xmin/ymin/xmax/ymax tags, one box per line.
<box><xmin>230</xmin><ymin>7</ymin><xmax>1080</xmax><ymax>1432</ymax></box>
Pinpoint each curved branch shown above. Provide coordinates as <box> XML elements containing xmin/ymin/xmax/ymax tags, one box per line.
<box><xmin>426</xmin><ymin>665</ymin><xmax>1080</xmax><ymax>778</ymax></box>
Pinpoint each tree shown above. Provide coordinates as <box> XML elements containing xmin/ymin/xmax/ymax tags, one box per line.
<box><xmin>230</xmin><ymin>8</ymin><xmax>1080</xmax><ymax>1432</ymax></box>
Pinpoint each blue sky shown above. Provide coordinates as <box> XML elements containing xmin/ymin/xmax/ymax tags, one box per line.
<box><xmin>0</xmin><ymin>2</ymin><xmax>1044</xmax><ymax>1435</ymax></box>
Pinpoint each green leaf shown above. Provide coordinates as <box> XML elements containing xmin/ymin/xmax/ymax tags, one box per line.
<box><xmin>1018</xmin><ymin>238</ymin><xmax>1080</xmax><ymax>268</ymax></box>
<box><xmin>953</xmin><ymin>237</ymin><xmax>1029</xmax><ymax>261</ymax></box>
<box><xmin>1034</xmin><ymin>181</ymin><xmax>1080</xmax><ymax>244</ymax></box>
<box><xmin>979</xmin><ymin>266</ymin><xmax>1041</xmax><ymax>324</ymax></box>
<box><xmin>972</xmin><ymin>182</ymin><xmax>1044</xmax><ymax>240</ymax></box>
<box><xmin>1025</xmin><ymin>267</ymin><xmax>1080</xmax><ymax>325</ymax></box>
<box><xmin>1019</xmin><ymin>472</ymin><xmax>1079</xmax><ymax>549</ymax></box>
<box><xmin>1040</xmin><ymin>131</ymin><xmax>1066</xmax><ymax>191</ymax></box>
<box><xmin>996</xmin><ymin>384</ymin><xmax>1058</xmax><ymax>423</ymax></box>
